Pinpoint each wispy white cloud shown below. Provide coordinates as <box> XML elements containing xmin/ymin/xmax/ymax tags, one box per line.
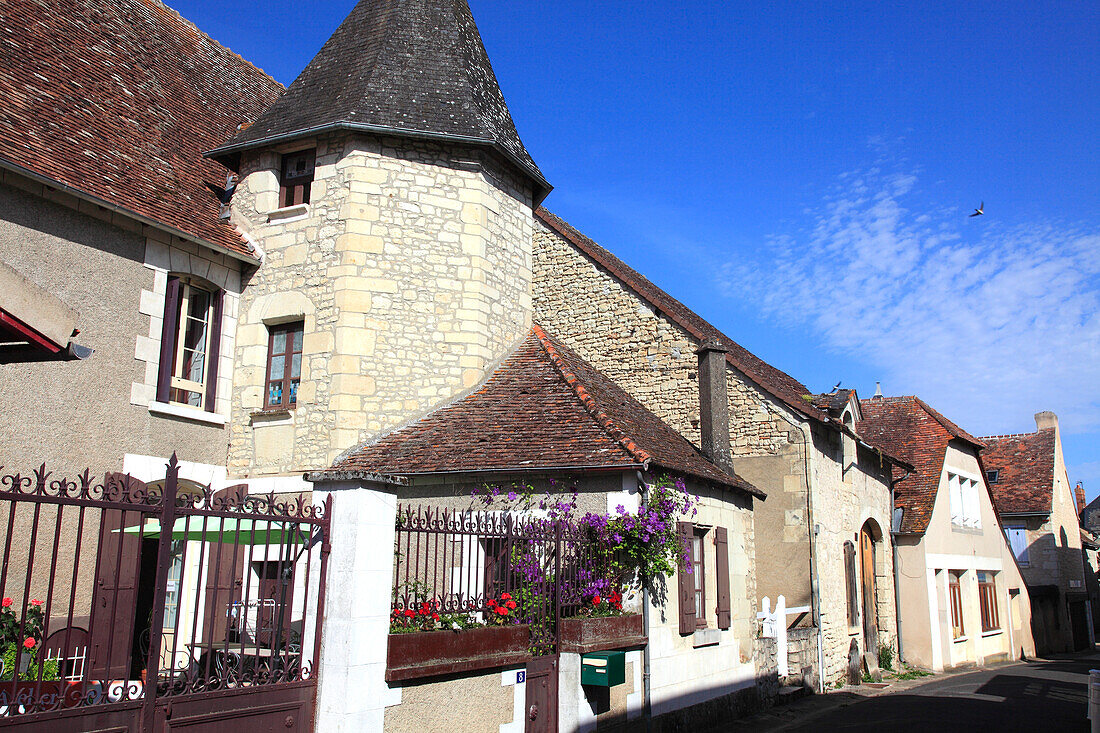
<box><xmin>719</xmin><ymin>167</ymin><xmax>1100</xmax><ymax>437</ymax></box>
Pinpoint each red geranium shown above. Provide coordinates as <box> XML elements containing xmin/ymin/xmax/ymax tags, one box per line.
<box><xmin>29</xmin><ymin>599</ymin><xmax>42</xmax><ymax>607</ymax></box>
<box><xmin>404</xmin><ymin>609</ymin><xmax>415</xmax><ymax>618</ymax></box>
<box><xmin>487</xmin><ymin>599</ymin><xmax>498</xmax><ymax>608</ymax></box>
<box><xmin>1</xmin><ymin>598</ymin><xmax>11</xmax><ymax>608</ymax></box>
<box><xmin>592</xmin><ymin>596</ymin><xmax>601</xmax><ymax>606</ymax></box>
<box><xmin>500</xmin><ymin>593</ymin><xmax>512</xmax><ymax>600</ymax></box>
<box><xmin>505</xmin><ymin>600</ymin><xmax>517</xmax><ymax>610</ymax></box>
<box><xmin>23</xmin><ymin>637</ymin><xmax>35</xmax><ymax>650</ymax></box>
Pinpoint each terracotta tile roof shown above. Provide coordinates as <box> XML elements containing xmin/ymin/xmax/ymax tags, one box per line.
<box><xmin>0</xmin><ymin>0</ymin><xmax>284</xmax><ymax>259</ymax></box>
<box><xmin>210</xmin><ymin>0</ymin><xmax>549</xmax><ymax>204</ymax></box>
<box><xmin>535</xmin><ymin>208</ymin><xmax>829</xmax><ymax>423</ymax></box>
<box><xmin>858</xmin><ymin>396</ymin><xmax>985</xmax><ymax>535</ymax></box>
<box><xmin>980</xmin><ymin>429</ymin><xmax>1057</xmax><ymax>515</ymax></box>
<box><xmin>322</xmin><ymin>324</ymin><xmax>762</xmax><ymax>497</ymax></box>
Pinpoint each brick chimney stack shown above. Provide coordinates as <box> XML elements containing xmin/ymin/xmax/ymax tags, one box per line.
<box><xmin>1076</xmin><ymin>482</ymin><xmax>1086</xmax><ymax>516</ymax></box>
<box><xmin>696</xmin><ymin>338</ymin><xmax>732</xmax><ymax>474</ymax></box>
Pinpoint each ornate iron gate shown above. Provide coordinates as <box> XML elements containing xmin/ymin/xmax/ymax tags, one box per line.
<box><xmin>0</xmin><ymin>455</ymin><xmax>330</xmax><ymax>732</ymax></box>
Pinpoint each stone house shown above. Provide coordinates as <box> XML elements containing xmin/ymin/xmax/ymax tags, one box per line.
<box><xmin>857</xmin><ymin>396</ymin><xmax>1035</xmax><ymax>672</ymax></box>
<box><xmin>982</xmin><ymin>412</ymin><xmax>1092</xmax><ymax>653</ymax></box>
<box><xmin>531</xmin><ymin>212</ymin><xmax>904</xmax><ymax>686</ymax></box>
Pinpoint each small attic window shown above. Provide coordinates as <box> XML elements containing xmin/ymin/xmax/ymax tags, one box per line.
<box><xmin>280</xmin><ymin>149</ymin><xmax>316</xmax><ymax>208</ymax></box>
<box><xmin>986</xmin><ymin>470</ymin><xmax>999</xmax><ymax>484</ymax></box>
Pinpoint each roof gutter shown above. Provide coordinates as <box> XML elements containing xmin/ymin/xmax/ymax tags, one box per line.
<box><xmin>205</xmin><ymin>121</ymin><xmax>553</xmax><ymax>207</ymax></box>
<box><xmin>0</xmin><ymin>157</ymin><xmax>260</xmax><ymax>266</ymax></box>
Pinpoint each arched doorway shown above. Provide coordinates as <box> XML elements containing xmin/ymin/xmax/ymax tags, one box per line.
<box><xmin>860</xmin><ymin>520</ymin><xmax>881</xmax><ymax>655</ymax></box>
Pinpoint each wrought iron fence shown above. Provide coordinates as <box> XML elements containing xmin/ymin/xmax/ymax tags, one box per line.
<box><xmin>0</xmin><ymin>455</ymin><xmax>330</xmax><ymax>727</ymax></box>
<box><xmin>392</xmin><ymin>504</ymin><xmax>620</xmax><ymax>654</ymax></box>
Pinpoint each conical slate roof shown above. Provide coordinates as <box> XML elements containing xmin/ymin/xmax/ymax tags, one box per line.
<box><xmin>208</xmin><ymin>0</ymin><xmax>548</xmax><ymax>201</ymax></box>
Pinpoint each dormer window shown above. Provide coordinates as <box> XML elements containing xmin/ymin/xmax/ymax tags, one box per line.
<box><xmin>280</xmin><ymin>149</ymin><xmax>315</xmax><ymax>208</ymax></box>
<box><xmin>986</xmin><ymin>470</ymin><xmax>999</xmax><ymax>484</ymax></box>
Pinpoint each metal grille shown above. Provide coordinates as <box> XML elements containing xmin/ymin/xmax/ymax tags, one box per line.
<box><xmin>0</xmin><ymin>455</ymin><xmax>330</xmax><ymax>729</ymax></box>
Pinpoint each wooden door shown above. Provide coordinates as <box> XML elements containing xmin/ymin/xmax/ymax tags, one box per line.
<box><xmin>524</xmin><ymin>655</ymin><xmax>558</xmax><ymax>733</ymax></box>
<box><xmin>860</xmin><ymin>526</ymin><xmax>878</xmax><ymax>654</ymax></box>
<box><xmin>87</xmin><ymin>473</ymin><xmax>146</xmax><ymax>679</ymax></box>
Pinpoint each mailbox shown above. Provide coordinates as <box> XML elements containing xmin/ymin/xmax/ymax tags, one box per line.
<box><xmin>580</xmin><ymin>651</ymin><xmax>625</xmax><ymax>687</ymax></box>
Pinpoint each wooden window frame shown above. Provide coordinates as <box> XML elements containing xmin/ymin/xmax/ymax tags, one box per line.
<box><xmin>279</xmin><ymin>149</ymin><xmax>316</xmax><ymax>208</ymax></box>
<box><xmin>157</xmin><ymin>276</ymin><xmax>223</xmax><ymax>412</ymax></box>
<box><xmin>949</xmin><ymin>571</ymin><xmax>965</xmax><ymax>639</ymax></box>
<box><xmin>978</xmin><ymin>571</ymin><xmax>1000</xmax><ymax>632</ymax></box>
<box><xmin>264</xmin><ymin>322</ymin><xmax>303</xmax><ymax>410</ymax></box>
<box><xmin>691</xmin><ymin>528</ymin><xmax>707</xmax><ymax>629</ymax></box>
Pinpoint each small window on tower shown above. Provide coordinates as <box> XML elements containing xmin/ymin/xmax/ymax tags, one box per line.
<box><xmin>279</xmin><ymin>149</ymin><xmax>315</xmax><ymax>208</ymax></box>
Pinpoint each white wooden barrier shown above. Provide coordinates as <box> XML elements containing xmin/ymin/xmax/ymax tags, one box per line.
<box><xmin>757</xmin><ymin>595</ymin><xmax>812</xmax><ymax>676</ymax></box>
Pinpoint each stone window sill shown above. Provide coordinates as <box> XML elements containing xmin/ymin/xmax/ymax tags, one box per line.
<box><xmin>251</xmin><ymin>408</ymin><xmax>294</xmax><ymax>423</ymax></box>
<box><xmin>149</xmin><ymin>400</ymin><xmax>226</xmax><ymax>426</ymax></box>
<box><xmin>953</xmin><ymin>636</ymin><xmax>968</xmax><ymax>644</ymax></box>
<box><xmin>692</xmin><ymin>628</ymin><xmax>721</xmax><ymax>648</ymax></box>
<box><xmin>267</xmin><ymin>203</ymin><xmax>309</xmax><ymax>223</ymax></box>
<box><xmin>981</xmin><ymin>629</ymin><xmax>1002</xmax><ymax>638</ymax></box>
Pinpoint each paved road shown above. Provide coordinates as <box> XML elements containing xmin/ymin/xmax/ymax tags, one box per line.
<box><xmin>736</xmin><ymin>654</ymin><xmax>1096</xmax><ymax>733</ymax></box>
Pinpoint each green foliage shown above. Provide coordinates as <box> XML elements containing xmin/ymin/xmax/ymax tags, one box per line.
<box><xmin>0</xmin><ymin>643</ymin><xmax>60</xmax><ymax>681</ymax></box>
<box><xmin>894</xmin><ymin>667</ymin><xmax>931</xmax><ymax>681</ymax></box>
<box><xmin>878</xmin><ymin>644</ymin><xmax>894</xmax><ymax>671</ymax></box>
<box><xmin>0</xmin><ymin>599</ymin><xmax>44</xmax><ymax>651</ymax></box>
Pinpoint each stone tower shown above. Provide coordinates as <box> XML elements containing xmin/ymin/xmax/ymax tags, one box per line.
<box><xmin>209</xmin><ymin>0</ymin><xmax>550</xmax><ymax>476</ymax></box>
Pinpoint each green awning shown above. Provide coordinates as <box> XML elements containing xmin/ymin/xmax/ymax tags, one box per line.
<box><xmin>118</xmin><ymin>516</ymin><xmax>306</xmax><ymax>545</ymax></box>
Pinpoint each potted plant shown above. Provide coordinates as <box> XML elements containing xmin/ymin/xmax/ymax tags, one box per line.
<box><xmin>560</xmin><ymin>590</ymin><xmax>645</xmax><ymax>653</ymax></box>
<box><xmin>386</xmin><ymin>596</ymin><xmax>530</xmax><ymax>682</ymax></box>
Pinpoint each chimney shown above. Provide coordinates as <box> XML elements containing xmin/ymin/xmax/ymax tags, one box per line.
<box><xmin>873</xmin><ymin>381</ymin><xmax>883</xmax><ymax>399</ymax></box>
<box><xmin>696</xmin><ymin>338</ymin><xmax>732</xmax><ymax>473</ymax></box>
<box><xmin>1035</xmin><ymin>411</ymin><xmax>1058</xmax><ymax>433</ymax></box>
<box><xmin>1076</xmin><ymin>482</ymin><xmax>1086</xmax><ymax>515</ymax></box>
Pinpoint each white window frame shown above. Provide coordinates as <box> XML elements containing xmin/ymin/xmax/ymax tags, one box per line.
<box><xmin>169</xmin><ymin>278</ymin><xmax>216</xmax><ymax>410</ymax></box>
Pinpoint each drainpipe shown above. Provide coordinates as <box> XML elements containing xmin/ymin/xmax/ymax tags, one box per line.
<box><xmin>888</xmin><ymin>465</ymin><xmax>913</xmax><ymax>665</ymax></box>
<box><xmin>639</xmin><ymin>470</ymin><xmax>653</xmax><ymax>732</ymax></box>
<box><xmin>798</xmin><ymin>422</ymin><xmax>826</xmax><ymax>692</ymax></box>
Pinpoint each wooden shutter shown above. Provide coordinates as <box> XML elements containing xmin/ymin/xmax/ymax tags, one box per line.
<box><xmin>714</xmin><ymin>526</ymin><xmax>731</xmax><ymax>630</ymax></box>
<box><xmin>203</xmin><ymin>485</ymin><xmax>248</xmax><ymax>644</ymax></box>
<box><xmin>156</xmin><ymin>276</ymin><xmax>181</xmax><ymax>403</ymax></box>
<box><xmin>87</xmin><ymin>473</ymin><xmax>146</xmax><ymax>679</ymax></box>
<box><xmin>204</xmin><ymin>289</ymin><xmax>223</xmax><ymax>412</ymax></box>
<box><xmin>677</xmin><ymin>521</ymin><xmax>696</xmax><ymax>635</ymax></box>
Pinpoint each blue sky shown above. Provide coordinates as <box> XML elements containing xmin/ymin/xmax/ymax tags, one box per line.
<box><xmin>172</xmin><ymin>1</ymin><xmax>1100</xmax><ymax>497</ymax></box>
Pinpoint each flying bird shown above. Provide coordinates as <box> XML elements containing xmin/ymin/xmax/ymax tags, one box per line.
<box><xmin>969</xmin><ymin>201</ymin><xmax>984</xmax><ymax>217</ymax></box>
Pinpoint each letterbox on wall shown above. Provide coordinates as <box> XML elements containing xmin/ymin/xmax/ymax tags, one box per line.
<box><xmin>580</xmin><ymin>651</ymin><xmax>625</xmax><ymax>687</ymax></box>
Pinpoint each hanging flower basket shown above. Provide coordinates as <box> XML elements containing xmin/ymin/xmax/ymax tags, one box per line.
<box><xmin>385</xmin><ymin>624</ymin><xmax>530</xmax><ymax>682</ymax></box>
<box><xmin>560</xmin><ymin>614</ymin><xmax>645</xmax><ymax>654</ymax></box>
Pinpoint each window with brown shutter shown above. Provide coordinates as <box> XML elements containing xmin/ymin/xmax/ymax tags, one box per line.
<box><xmin>677</xmin><ymin>521</ymin><xmax>696</xmax><ymax>634</ymax></box>
<box><xmin>714</xmin><ymin>526</ymin><xmax>731</xmax><ymax>630</ymax></box>
<box><xmin>279</xmin><ymin>149</ymin><xmax>315</xmax><ymax>208</ymax></box>
<box><xmin>844</xmin><ymin>540</ymin><xmax>858</xmax><ymax>627</ymax></box>
<box><xmin>978</xmin><ymin>571</ymin><xmax>999</xmax><ymax>632</ymax></box>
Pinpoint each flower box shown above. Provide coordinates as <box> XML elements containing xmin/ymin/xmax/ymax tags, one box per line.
<box><xmin>560</xmin><ymin>614</ymin><xmax>645</xmax><ymax>654</ymax></box>
<box><xmin>386</xmin><ymin>625</ymin><xmax>530</xmax><ymax>682</ymax></box>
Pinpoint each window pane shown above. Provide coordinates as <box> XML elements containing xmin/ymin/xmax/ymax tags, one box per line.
<box><xmin>268</xmin><ymin>382</ymin><xmax>283</xmax><ymax>407</ymax></box>
<box><xmin>269</xmin><ymin>355</ymin><xmax>285</xmax><ymax>381</ymax></box>
<box><xmin>292</xmin><ymin>327</ymin><xmax>303</xmax><ymax>352</ymax></box>
<box><xmin>183</xmin><ymin>348</ymin><xmax>205</xmax><ymax>383</ymax></box>
<box><xmin>289</xmin><ymin>379</ymin><xmax>299</xmax><ymax>405</ymax></box>
<box><xmin>290</xmin><ymin>353</ymin><xmax>302</xmax><ymax>380</ymax></box>
<box><xmin>272</xmin><ymin>330</ymin><xmax>287</xmax><ymax>355</ymax></box>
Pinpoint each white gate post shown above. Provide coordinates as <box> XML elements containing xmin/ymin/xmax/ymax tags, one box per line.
<box><xmin>776</xmin><ymin>595</ymin><xmax>788</xmax><ymax>677</ymax></box>
<box><xmin>311</xmin><ymin>476</ymin><xmax>403</xmax><ymax>731</ymax></box>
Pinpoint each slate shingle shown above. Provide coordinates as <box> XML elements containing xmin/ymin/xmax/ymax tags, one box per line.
<box><xmin>209</xmin><ymin>0</ymin><xmax>548</xmax><ymax>202</ymax></box>
<box><xmin>323</xmin><ymin>324</ymin><xmax>762</xmax><ymax>497</ymax></box>
<box><xmin>0</xmin><ymin>0</ymin><xmax>284</xmax><ymax>259</ymax></box>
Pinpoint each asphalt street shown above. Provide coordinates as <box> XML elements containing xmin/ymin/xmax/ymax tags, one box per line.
<box><xmin>727</xmin><ymin>652</ymin><xmax>1097</xmax><ymax>733</ymax></box>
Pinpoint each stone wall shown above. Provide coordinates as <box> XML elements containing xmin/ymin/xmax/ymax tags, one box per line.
<box><xmin>532</xmin><ymin>223</ymin><xmax>788</xmax><ymax>455</ymax></box>
<box><xmin>228</xmin><ymin>134</ymin><xmax>533</xmax><ymax>475</ymax></box>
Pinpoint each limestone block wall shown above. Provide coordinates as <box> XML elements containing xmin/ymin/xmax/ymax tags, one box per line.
<box><xmin>808</xmin><ymin>428</ymin><xmax>897</xmax><ymax>683</ymax></box>
<box><xmin>228</xmin><ymin>134</ymin><xmax>533</xmax><ymax>475</ymax></box>
<box><xmin>532</xmin><ymin>223</ymin><xmax>787</xmax><ymax>456</ymax></box>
